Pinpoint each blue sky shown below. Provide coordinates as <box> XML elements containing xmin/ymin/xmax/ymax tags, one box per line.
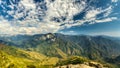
<box><xmin>0</xmin><ymin>0</ymin><xmax>120</xmax><ymax>36</ymax></box>
<box><xmin>59</xmin><ymin>21</ymin><xmax>120</xmax><ymax>37</ymax></box>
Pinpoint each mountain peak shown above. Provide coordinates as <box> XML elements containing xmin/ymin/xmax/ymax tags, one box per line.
<box><xmin>38</xmin><ymin>33</ymin><xmax>56</xmax><ymax>42</ymax></box>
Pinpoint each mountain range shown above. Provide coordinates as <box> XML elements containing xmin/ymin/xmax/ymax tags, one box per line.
<box><xmin>0</xmin><ymin>33</ymin><xmax>120</xmax><ymax>68</ymax></box>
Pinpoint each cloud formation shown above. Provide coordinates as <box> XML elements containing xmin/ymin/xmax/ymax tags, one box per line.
<box><xmin>0</xmin><ymin>0</ymin><xmax>119</xmax><ymax>35</ymax></box>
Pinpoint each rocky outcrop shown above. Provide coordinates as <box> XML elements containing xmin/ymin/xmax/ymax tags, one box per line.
<box><xmin>55</xmin><ymin>62</ymin><xmax>108</xmax><ymax>68</ymax></box>
<box><xmin>55</xmin><ymin>64</ymin><xmax>95</xmax><ymax>68</ymax></box>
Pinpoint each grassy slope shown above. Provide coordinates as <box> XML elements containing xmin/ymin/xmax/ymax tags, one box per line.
<box><xmin>0</xmin><ymin>44</ymin><xmax>58</xmax><ymax>68</ymax></box>
<box><xmin>0</xmin><ymin>43</ymin><xmax>119</xmax><ymax>68</ymax></box>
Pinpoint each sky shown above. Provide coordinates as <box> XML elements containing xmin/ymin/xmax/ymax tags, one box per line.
<box><xmin>0</xmin><ymin>0</ymin><xmax>120</xmax><ymax>36</ymax></box>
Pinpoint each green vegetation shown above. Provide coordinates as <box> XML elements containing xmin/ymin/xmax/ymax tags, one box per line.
<box><xmin>0</xmin><ymin>44</ymin><xmax>58</xmax><ymax>68</ymax></box>
<box><xmin>56</xmin><ymin>56</ymin><xmax>89</xmax><ymax>66</ymax></box>
<box><xmin>0</xmin><ymin>33</ymin><xmax>120</xmax><ymax>68</ymax></box>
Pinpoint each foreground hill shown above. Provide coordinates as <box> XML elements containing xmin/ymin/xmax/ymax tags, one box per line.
<box><xmin>1</xmin><ymin>43</ymin><xmax>112</xmax><ymax>68</ymax></box>
<box><xmin>0</xmin><ymin>43</ymin><xmax>58</xmax><ymax>68</ymax></box>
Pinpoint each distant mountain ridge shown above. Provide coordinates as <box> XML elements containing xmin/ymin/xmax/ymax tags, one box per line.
<box><xmin>0</xmin><ymin>33</ymin><xmax>120</xmax><ymax>60</ymax></box>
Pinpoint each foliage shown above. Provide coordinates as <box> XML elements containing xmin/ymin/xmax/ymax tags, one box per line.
<box><xmin>26</xmin><ymin>65</ymin><xmax>36</xmax><ymax>68</ymax></box>
<box><xmin>56</xmin><ymin>56</ymin><xmax>88</xmax><ymax>66</ymax></box>
<box><xmin>0</xmin><ymin>44</ymin><xmax>58</xmax><ymax>68</ymax></box>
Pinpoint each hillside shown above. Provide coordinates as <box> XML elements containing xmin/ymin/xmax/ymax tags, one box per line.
<box><xmin>0</xmin><ymin>43</ymin><xmax>113</xmax><ymax>68</ymax></box>
<box><xmin>0</xmin><ymin>33</ymin><xmax>120</xmax><ymax>68</ymax></box>
<box><xmin>0</xmin><ymin>33</ymin><xmax>120</xmax><ymax>59</ymax></box>
<box><xmin>0</xmin><ymin>43</ymin><xmax>58</xmax><ymax>68</ymax></box>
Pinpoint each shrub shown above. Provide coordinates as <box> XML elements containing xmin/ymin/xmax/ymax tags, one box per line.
<box><xmin>56</xmin><ymin>56</ymin><xmax>88</xmax><ymax>66</ymax></box>
<box><xmin>27</xmin><ymin>65</ymin><xmax>36</xmax><ymax>68</ymax></box>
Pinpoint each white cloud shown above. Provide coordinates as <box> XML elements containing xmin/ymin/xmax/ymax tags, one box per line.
<box><xmin>45</xmin><ymin>0</ymin><xmax>87</xmax><ymax>23</ymax></box>
<box><xmin>90</xmin><ymin>31</ymin><xmax>120</xmax><ymax>37</ymax></box>
<box><xmin>95</xmin><ymin>17</ymin><xmax>117</xmax><ymax>23</ymax></box>
<box><xmin>20</xmin><ymin>0</ymin><xmax>36</xmax><ymax>9</ymax></box>
<box><xmin>69</xmin><ymin>31</ymin><xmax>74</xmax><ymax>33</ymax></box>
<box><xmin>112</xmin><ymin>0</ymin><xmax>118</xmax><ymax>2</ymax></box>
<box><xmin>85</xmin><ymin>6</ymin><xmax>113</xmax><ymax>19</ymax></box>
<box><xmin>0</xmin><ymin>0</ymin><xmax>119</xmax><ymax>35</ymax></box>
<box><xmin>85</xmin><ymin>9</ymin><xmax>101</xmax><ymax>19</ymax></box>
<box><xmin>0</xmin><ymin>16</ymin><xmax>60</xmax><ymax>35</ymax></box>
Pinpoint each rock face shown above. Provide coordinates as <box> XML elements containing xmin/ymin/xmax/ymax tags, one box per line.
<box><xmin>55</xmin><ymin>62</ymin><xmax>107</xmax><ymax>68</ymax></box>
<box><xmin>88</xmin><ymin>62</ymin><xmax>104</xmax><ymax>68</ymax></box>
<box><xmin>55</xmin><ymin>64</ymin><xmax>95</xmax><ymax>68</ymax></box>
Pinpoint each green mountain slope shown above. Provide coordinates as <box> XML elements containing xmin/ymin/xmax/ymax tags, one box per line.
<box><xmin>0</xmin><ymin>33</ymin><xmax>120</xmax><ymax>67</ymax></box>
<box><xmin>0</xmin><ymin>44</ymin><xmax>58</xmax><ymax>68</ymax></box>
<box><xmin>0</xmin><ymin>33</ymin><xmax>120</xmax><ymax>68</ymax></box>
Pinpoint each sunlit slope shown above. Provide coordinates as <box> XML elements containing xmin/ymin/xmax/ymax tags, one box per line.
<box><xmin>1</xmin><ymin>33</ymin><xmax>120</xmax><ymax>60</ymax></box>
<box><xmin>0</xmin><ymin>44</ymin><xmax>58</xmax><ymax>68</ymax></box>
